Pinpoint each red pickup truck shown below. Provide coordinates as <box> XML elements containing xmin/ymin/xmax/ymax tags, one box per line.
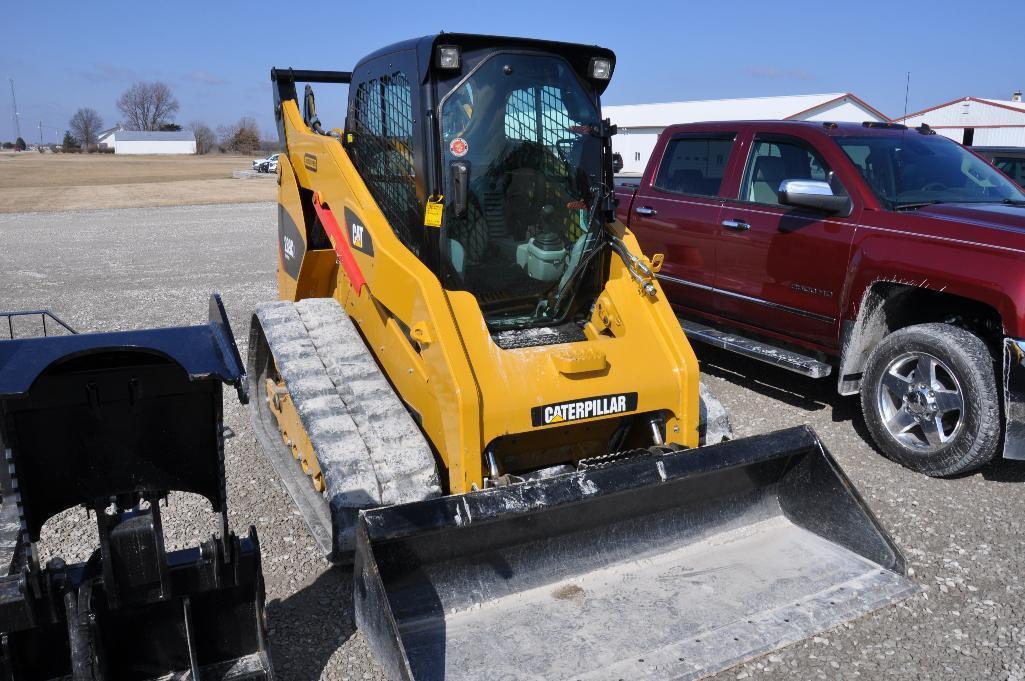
<box><xmin>615</xmin><ymin>120</ymin><xmax>1025</xmax><ymax>477</ymax></box>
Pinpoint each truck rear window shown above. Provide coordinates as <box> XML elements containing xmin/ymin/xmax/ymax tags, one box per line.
<box><xmin>654</xmin><ymin>136</ymin><xmax>734</xmax><ymax>197</ymax></box>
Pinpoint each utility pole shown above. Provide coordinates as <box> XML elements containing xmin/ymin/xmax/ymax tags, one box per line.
<box><xmin>9</xmin><ymin>79</ymin><xmax>21</xmax><ymax>141</ymax></box>
<box><xmin>38</xmin><ymin>120</ymin><xmax>43</xmax><ymax>147</ymax></box>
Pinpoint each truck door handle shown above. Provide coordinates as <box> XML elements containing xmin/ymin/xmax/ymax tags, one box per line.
<box><xmin>722</xmin><ymin>219</ymin><xmax>750</xmax><ymax>231</ymax></box>
<box><xmin>635</xmin><ymin>206</ymin><xmax>657</xmax><ymax>216</ymax></box>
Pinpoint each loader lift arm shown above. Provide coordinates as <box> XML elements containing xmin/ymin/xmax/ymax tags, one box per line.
<box><xmin>271</xmin><ymin>68</ymin><xmax>351</xmax><ymax>146</ymax></box>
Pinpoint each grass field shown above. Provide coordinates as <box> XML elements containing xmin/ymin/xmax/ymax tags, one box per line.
<box><xmin>0</xmin><ymin>152</ymin><xmax>276</xmax><ymax>213</ymax></box>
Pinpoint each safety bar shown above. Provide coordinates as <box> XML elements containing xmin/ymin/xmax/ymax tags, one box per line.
<box><xmin>0</xmin><ymin>310</ymin><xmax>76</xmax><ymax>339</ymax></box>
<box><xmin>271</xmin><ymin>68</ymin><xmax>352</xmax><ymax>84</ymax></box>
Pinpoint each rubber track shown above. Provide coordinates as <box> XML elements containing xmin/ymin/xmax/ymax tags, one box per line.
<box><xmin>295</xmin><ymin>299</ymin><xmax>441</xmax><ymax>506</ymax></box>
<box><xmin>253</xmin><ymin>300</ymin><xmax>439</xmax><ymax>554</ymax></box>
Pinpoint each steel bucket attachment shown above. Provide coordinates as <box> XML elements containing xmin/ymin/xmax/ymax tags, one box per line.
<box><xmin>0</xmin><ymin>296</ymin><xmax>272</xmax><ymax>680</ymax></box>
<box><xmin>355</xmin><ymin>426</ymin><xmax>916</xmax><ymax>681</ymax></box>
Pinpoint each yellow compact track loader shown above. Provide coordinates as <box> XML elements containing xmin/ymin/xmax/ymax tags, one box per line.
<box><xmin>249</xmin><ymin>33</ymin><xmax>916</xmax><ymax>680</ymax></box>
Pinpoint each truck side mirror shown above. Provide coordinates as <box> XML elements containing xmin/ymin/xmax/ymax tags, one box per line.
<box><xmin>778</xmin><ymin>179</ymin><xmax>852</xmax><ymax>216</ymax></box>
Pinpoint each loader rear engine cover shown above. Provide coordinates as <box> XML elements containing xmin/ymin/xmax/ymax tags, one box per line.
<box><xmin>0</xmin><ymin>296</ymin><xmax>272</xmax><ymax>680</ymax></box>
<box><xmin>252</xmin><ymin>31</ymin><xmax>916</xmax><ymax>679</ymax></box>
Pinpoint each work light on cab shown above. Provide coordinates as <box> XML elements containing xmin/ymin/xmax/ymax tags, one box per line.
<box><xmin>589</xmin><ymin>56</ymin><xmax>612</xmax><ymax>79</ymax></box>
<box><xmin>436</xmin><ymin>45</ymin><xmax>461</xmax><ymax>70</ymax></box>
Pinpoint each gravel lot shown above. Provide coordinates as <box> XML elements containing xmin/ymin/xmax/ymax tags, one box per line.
<box><xmin>2</xmin><ymin>203</ymin><xmax>1023</xmax><ymax>680</ymax></box>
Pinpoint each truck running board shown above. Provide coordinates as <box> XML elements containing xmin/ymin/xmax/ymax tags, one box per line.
<box><xmin>354</xmin><ymin>426</ymin><xmax>917</xmax><ymax>681</ymax></box>
<box><xmin>680</xmin><ymin>318</ymin><xmax>832</xmax><ymax>378</ymax></box>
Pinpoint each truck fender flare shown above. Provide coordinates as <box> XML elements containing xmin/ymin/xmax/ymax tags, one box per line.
<box><xmin>837</xmin><ymin>280</ymin><xmax>1006</xmax><ymax>395</ymax></box>
<box><xmin>837</xmin><ymin>283</ymin><xmax>892</xmax><ymax>395</ymax></box>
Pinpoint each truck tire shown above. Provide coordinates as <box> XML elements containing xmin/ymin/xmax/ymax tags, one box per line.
<box><xmin>860</xmin><ymin>323</ymin><xmax>1001</xmax><ymax>476</ymax></box>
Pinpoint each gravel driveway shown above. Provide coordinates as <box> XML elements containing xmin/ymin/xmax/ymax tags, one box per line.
<box><xmin>1</xmin><ymin>203</ymin><xmax>1022</xmax><ymax>680</ymax></box>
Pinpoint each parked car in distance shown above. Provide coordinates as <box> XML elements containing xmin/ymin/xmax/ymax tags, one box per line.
<box><xmin>252</xmin><ymin>153</ymin><xmax>279</xmax><ymax>173</ymax></box>
<box><xmin>616</xmin><ymin>120</ymin><xmax>1025</xmax><ymax>477</ymax></box>
<box><xmin>974</xmin><ymin>146</ymin><xmax>1025</xmax><ymax>188</ymax></box>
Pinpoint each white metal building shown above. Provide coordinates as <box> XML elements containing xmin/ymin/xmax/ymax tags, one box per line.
<box><xmin>897</xmin><ymin>93</ymin><xmax>1025</xmax><ymax>148</ymax></box>
<box><xmin>606</xmin><ymin>93</ymin><xmax>889</xmax><ymax>174</ymax></box>
<box><xmin>108</xmin><ymin>130</ymin><xmax>196</xmax><ymax>155</ymax></box>
<box><xmin>96</xmin><ymin>126</ymin><xmax>121</xmax><ymax>150</ymax></box>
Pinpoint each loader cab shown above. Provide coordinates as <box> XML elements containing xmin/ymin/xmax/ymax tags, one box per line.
<box><xmin>345</xmin><ymin>34</ymin><xmax>616</xmax><ymax>331</ymax></box>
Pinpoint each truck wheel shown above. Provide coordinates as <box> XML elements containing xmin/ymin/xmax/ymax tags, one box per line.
<box><xmin>860</xmin><ymin>323</ymin><xmax>1001</xmax><ymax>476</ymax></box>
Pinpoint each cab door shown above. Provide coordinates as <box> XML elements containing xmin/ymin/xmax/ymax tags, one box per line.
<box><xmin>630</xmin><ymin>132</ymin><xmax>738</xmax><ymax>316</ymax></box>
<box><xmin>714</xmin><ymin>132</ymin><xmax>858</xmax><ymax>347</ymax></box>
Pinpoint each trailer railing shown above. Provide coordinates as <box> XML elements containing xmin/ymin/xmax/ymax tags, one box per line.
<box><xmin>0</xmin><ymin>310</ymin><xmax>76</xmax><ymax>339</ymax></box>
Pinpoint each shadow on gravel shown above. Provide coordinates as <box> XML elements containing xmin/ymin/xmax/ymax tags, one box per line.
<box><xmin>697</xmin><ymin>345</ymin><xmax>875</xmax><ymax>445</ymax></box>
<box><xmin>697</xmin><ymin>345</ymin><xmax>843</xmax><ymax>413</ymax></box>
<box><xmin>266</xmin><ymin>566</ymin><xmax>357</xmax><ymax>679</ymax></box>
<box><xmin>978</xmin><ymin>458</ymin><xmax>1025</xmax><ymax>483</ymax></box>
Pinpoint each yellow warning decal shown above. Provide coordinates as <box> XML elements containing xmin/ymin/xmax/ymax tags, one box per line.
<box><xmin>424</xmin><ymin>195</ymin><xmax>444</xmax><ymax>228</ymax></box>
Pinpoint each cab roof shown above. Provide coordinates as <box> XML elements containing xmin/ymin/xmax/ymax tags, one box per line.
<box><xmin>354</xmin><ymin>33</ymin><xmax>617</xmax><ymax>94</ymax></box>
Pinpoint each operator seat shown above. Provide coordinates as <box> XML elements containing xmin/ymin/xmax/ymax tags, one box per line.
<box><xmin>668</xmin><ymin>169</ymin><xmax>703</xmax><ymax>194</ymax></box>
<box><xmin>749</xmin><ymin>156</ymin><xmax>788</xmax><ymax>204</ymax></box>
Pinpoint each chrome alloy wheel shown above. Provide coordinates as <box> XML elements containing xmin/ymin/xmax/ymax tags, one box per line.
<box><xmin>877</xmin><ymin>351</ymin><xmax>964</xmax><ymax>451</ymax></box>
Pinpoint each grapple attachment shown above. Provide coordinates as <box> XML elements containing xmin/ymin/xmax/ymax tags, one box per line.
<box><xmin>0</xmin><ymin>296</ymin><xmax>272</xmax><ymax>680</ymax></box>
<box><xmin>355</xmin><ymin>427</ymin><xmax>916</xmax><ymax>681</ymax></box>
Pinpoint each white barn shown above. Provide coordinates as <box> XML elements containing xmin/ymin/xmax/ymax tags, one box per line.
<box><xmin>606</xmin><ymin>93</ymin><xmax>889</xmax><ymax>174</ymax></box>
<box><xmin>897</xmin><ymin>93</ymin><xmax>1025</xmax><ymax>148</ymax></box>
<box><xmin>96</xmin><ymin>126</ymin><xmax>120</xmax><ymax>150</ymax></box>
<box><xmin>108</xmin><ymin>130</ymin><xmax>196</xmax><ymax>155</ymax></box>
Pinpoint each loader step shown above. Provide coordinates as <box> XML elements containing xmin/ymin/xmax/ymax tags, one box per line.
<box><xmin>680</xmin><ymin>318</ymin><xmax>832</xmax><ymax>378</ymax></box>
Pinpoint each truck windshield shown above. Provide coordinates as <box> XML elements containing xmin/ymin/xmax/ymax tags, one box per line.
<box><xmin>440</xmin><ymin>53</ymin><xmax>603</xmax><ymax>330</ymax></box>
<box><xmin>836</xmin><ymin>134</ymin><xmax>1025</xmax><ymax>209</ymax></box>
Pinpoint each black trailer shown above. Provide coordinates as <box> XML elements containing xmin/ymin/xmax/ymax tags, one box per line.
<box><xmin>0</xmin><ymin>296</ymin><xmax>272</xmax><ymax>680</ymax></box>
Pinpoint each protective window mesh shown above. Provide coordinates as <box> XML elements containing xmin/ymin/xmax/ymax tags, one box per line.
<box><xmin>504</xmin><ymin>85</ymin><xmax>573</xmax><ymax>173</ymax></box>
<box><xmin>351</xmin><ymin>72</ymin><xmax>420</xmax><ymax>255</ymax></box>
<box><xmin>503</xmin><ymin>86</ymin><xmax>584</xmax><ymax>240</ymax></box>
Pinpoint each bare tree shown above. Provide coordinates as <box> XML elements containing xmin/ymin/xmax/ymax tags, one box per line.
<box><xmin>217</xmin><ymin>117</ymin><xmax>261</xmax><ymax>155</ymax></box>
<box><xmin>69</xmin><ymin>108</ymin><xmax>103</xmax><ymax>149</ymax></box>
<box><xmin>189</xmin><ymin>120</ymin><xmax>216</xmax><ymax>155</ymax></box>
<box><xmin>116</xmin><ymin>81</ymin><xmax>179</xmax><ymax>131</ymax></box>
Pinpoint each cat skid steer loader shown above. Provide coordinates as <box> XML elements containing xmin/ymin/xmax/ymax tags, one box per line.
<box><xmin>249</xmin><ymin>33</ymin><xmax>916</xmax><ymax>680</ymax></box>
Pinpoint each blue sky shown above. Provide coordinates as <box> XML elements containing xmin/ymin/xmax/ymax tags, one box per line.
<box><xmin>3</xmin><ymin>0</ymin><xmax>1022</xmax><ymax>143</ymax></box>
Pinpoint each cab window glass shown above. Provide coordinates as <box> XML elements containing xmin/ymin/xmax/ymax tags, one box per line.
<box><xmin>742</xmin><ymin>139</ymin><xmax>845</xmax><ymax>205</ymax></box>
<box><xmin>653</xmin><ymin>137</ymin><xmax>734</xmax><ymax>197</ymax></box>
<box><xmin>438</xmin><ymin>52</ymin><xmax>602</xmax><ymax>330</ymax></box>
